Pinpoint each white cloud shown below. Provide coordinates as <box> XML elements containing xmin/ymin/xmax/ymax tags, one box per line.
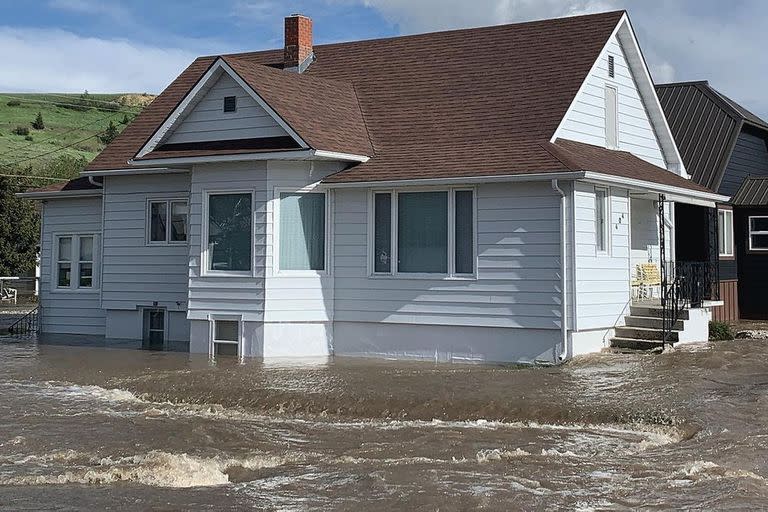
<box><xmin>0</xmin><ymin>27</ymin><xmax>197</xmax><ymax>94</ymax></box>
<box><xmin>47</xmin><ymin>0</ymin><xmax>132</xmax><ymax>23</ymax></box>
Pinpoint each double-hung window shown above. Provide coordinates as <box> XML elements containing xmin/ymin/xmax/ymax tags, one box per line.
<box><xmin>372</xmin><ymin>188</ymin><xmax>475</xmax><ymax>276</ymax></box>
<box><xmin>55</xmin><ymin>234</ymin><xmax>97</xmax><ymax>290</ymax></box>
<box><xmin>749</xmin><ymin>216</ymin><xmax>768</xmax><ymax>251</ymax></box>
<box><xmin>210</xmin><ymin>318</ymin><xmax>241</xmax><ymax>357</ymax></box>
<box><xmin>205</xmin><ymin>192</ymin><xmax>253</xmax><ymax>274</ymax></box>
<box><xmin>277</xmin><ymin>191</ymin><xmax>327</xmax><ymax>273</ymax></box>
<box><xmin>148</xmin><ymin>199</ymin><xmax>188</xmax><ymax>244</ymax></box>
<box><xmin>718</xmin><ymin>209</ymin><xmax>734</xmax><ymax>257</ymax></box>
<box><xmin>595</xmin><ymin>187</ymin><xmax>609</xmax><ymax>254</ymax></box>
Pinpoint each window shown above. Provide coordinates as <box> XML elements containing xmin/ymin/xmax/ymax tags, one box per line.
<box><xmin>608</xmin><ymin>55</ymin><xmax>615</xmax><ymax>78</ymax></box>
<box><xmin>223</xmin><ymin>96</ymin><xmax>237</xmax><ymax>113</ymax></box>
<box><xmin>142</xmin><ymin>308</ymin><xmax>165</xmax><ymax>346</ymax></box>
<box><xmin>718</xmin><ymin>209</ymin><xmax>734</xmax><ymax>257</ymax></box>
<box><xmin>278</xmin><ymin>192</ymin><xmax>326</xmax><ymax>272</ymax></box>
<box><xmin>211</xmin><ymin>319</ymin><xmax>240</xmax><ymax>357</ymax></box>
<box><xmin>605</xmin><ymin>85</ymin><xmax>618</xmax><ymax>149</ymax></box>
<box><xmin>54</xmin><ymin>234</ymin><xmax>97</xmax><ymax>290</ymax></box>
<box><xmin>148</xmin><ymin>199</ymin><xmax>188</xmax><ymax>244</ymax></box>
<box><xmin>206</xmin><ymin>193</ymin><xmax>252</xmax><ymax>273</ymax></box>
<box><xmin>372</xmin><ymin>189</ymin><xmax>475</xmax><ymax>276</ymax></box>
<box><xmin>749</xmin><ymin>216</ymin><xmax>768</xmax><ymax>251</ymax></box>
<box><xmin>595</xmin><ymin>187</ymin><xmax>609</xmax><ymax>253</ymax></box>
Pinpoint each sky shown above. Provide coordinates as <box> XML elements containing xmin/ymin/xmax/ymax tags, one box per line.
<box><xmin>1</xmin><ymin>0</ymin><xmax>766</xmax><ymax>118</ymax></box>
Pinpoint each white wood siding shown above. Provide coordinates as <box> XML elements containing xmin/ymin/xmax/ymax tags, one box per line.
<box><xmin>573</xmin><ymin>183</ymin><xmax>631</xmax><ymax>330</ymax></box>
<box><xmin>264</xmin><ymin>161</ymin><xmax>343</xmax><ymax>323</ymax></box>
<box><xmin>187</xmin><ymin>162</ymin><xmax>267</xmax><ymax>321</ymax></box>
<box><xmin>558</xmin><ymin>33</ymin><xmax>667</xmax><ymax>168</ymax></box>
<box><xmin>165</xmin><ymin>73</ymin><xmax>288</xmax><ymax>145</ymax></box>
<box><xmin>101</xmin><ymin>174</ymin><xmax>190</xmax><ymax>311</ymax></box>
<box><xmin>40</xmin><ymin>197</ymin><xmax>105</xmax><ymax>335</ymax></box>
<box><xmin>332</xmin><ymin>182</ymin><xmax>565</xmax><ymax>329</ymax></box>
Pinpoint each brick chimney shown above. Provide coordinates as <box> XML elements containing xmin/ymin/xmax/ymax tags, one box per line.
<box><xmin>284</xmin><ymin>14</ymin><xmax>314</xmax><ymax>73</ymax></box>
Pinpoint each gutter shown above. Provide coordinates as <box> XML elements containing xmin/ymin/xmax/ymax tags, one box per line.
<box><xmin>551</xmin><ymin>179</ymin><xmax>569</xmax><ymax>362</ymax></box>
<box><xmin>16</xmin><ymin>190</ymin><xmax>103</xmax><ymax>199</ymax></box>
<box><xmin>324</xmin><ymin>172</ymin><xmax>586</xmax><ymax>189</ymax></box>
<box><xmin>125</xmin><ymin>149</ymin><xmax>369</xmax><ymax>168</ymax></box>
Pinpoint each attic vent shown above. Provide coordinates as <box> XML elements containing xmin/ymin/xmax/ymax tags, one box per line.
<box><xmin>223</xmin><ymin>96</ymin><xmax>237</xmax><ymax>113</ymax></box>
<box><xmin>608</xmin><ymin>55</ymin><xmax>615</xmax><ymax>78</ymax></box>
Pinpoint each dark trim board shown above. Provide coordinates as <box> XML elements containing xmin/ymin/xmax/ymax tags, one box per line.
<box><xmin>712</xmin><ymin>280</ymin><xmax>739</xmax><ymax>322</ymax></box>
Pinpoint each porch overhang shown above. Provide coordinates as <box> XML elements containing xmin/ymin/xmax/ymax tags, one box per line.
<box><xmin>581</xmin><ymin>171</ymin><xmax>729</xmax><ymax>207</ymax></box>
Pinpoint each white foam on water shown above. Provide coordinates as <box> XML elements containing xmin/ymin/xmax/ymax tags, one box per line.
<box><xmin>678</xmin><ymin>460</ymin><xmax>766</xmax><ymax>483</ymax></box>
<box><xmin>0</xmin><ymin>450</ymin><xmax>299</xmax><ymax>488</ymax></box>
<box><xmin>540</xmin><ymin>448</ymin><xmax>580</xmax><ymax>457</ymax></box>
<box><xmin>476</xmin><ymin>448</ymin><xmax>531</xmax><ymax>463</ymax></box>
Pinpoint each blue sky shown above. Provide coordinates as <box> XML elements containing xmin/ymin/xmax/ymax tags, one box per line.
<box><xmin>1</xmin><ymin>0</ymin><xmax>767</xmax><ymax>118</ymax></box>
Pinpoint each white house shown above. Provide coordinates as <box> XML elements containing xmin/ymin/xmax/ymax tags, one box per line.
<box><xmin>21</xmin><ymin>11</ymin><xmax>728</xmax><ymax>363</ymax></box>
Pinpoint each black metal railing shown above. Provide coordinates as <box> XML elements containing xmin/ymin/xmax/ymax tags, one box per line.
<box><xmin>8</xmin><ymin>307</ymin><xmax>39</xmax><ymax>336</ymax></box>
<box><xmin>674</xmin><ymin>261</ymin><xmax>720</xmax><ymax>307</ymax></box>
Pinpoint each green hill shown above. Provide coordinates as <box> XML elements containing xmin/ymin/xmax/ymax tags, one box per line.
<box><xmin>0</xmin><ymin>92</ymin><xmax>155</xmax><ymax>182</ymax></box>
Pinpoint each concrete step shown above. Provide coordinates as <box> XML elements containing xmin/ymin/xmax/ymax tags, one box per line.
<box><xmin>609</xmin><ymin>337</ymin><xmax>666</xmax><ymax>352</ymax></box>
<box><xmin>624</xmin><ymin>315</ymin><xmax>684</xmax><ymax>330</ymax></box>
<box><xmin>614</xmin><ymin>326</ymin><xmax>679</xmax><ymax>342</ymax></box>
<box><xmin>629</xmin><ymin>305</ymin><xmax>690</xmax><ymax>320</ymax></box>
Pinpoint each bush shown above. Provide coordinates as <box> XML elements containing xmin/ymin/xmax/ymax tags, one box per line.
<box><xmin>120</xmin><ymin>114</ymin><xmax>131</xmax><ymax>125</ymax></box>
<box><xmin>709</xmin><ymin>321</ymin><xmax>735</xmax><ymax>341</ymax></box>
<box><xmin>12</xmin><ymin>126</ymin><xmax>29</xmax><ymax>136</ymax></box>
<box><xmin>6</xmin><ymin>100</ymin><xmax>21</xmax><ymax>107</ymax></box>
<box><xmin>31</xmin><ymin>111</ymin><xmax>45</xmax><ymax>130</ymax></box>
<box><xmin>24</xmin><ymin>135</ymin><xmax>33</xmax><ymax>142</ymax></box>
<box><xmin>98</xmin><ymin>120</ymin><xmax>119</xmax><ymax>144</ymax></box>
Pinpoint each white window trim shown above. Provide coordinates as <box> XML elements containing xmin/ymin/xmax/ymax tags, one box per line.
<box><xmin>605</xmin><ymin>84</ymin><xmax>619</xmax><ymax>150</ymax></box>
<box><xmin>52</xmin><ymin>233</ymin><xmax>100</xmax><ymax>293</ymax></box>
<box><xmin>201</xmin><ymin>190</ymin><xmax>256</xmax><ymax>278</ymax></box>
<box><xmin>718</xmin><ymin>209</ymin><xmax>734</xmax><ymax>257</ymax></box>
<box><xmin>209</xmin><ymin>315</ymin><xmax>243</xmax><ymax>358</ymax></box>
<box><xmin>146</xmin><ymin>198</ymin><xmax>189</xmax><ymax>246</ymax></box>
<box><xmin>595</xmin><ymin>186</ymin><xmax>611</xmax><ymax>256</ymax></box>
<box><xmin>748</xmin><ymin>215</ymin><xmax>768</xmax><ymax>252</ymax></box>
<box><xmin>141</xmin><ymin>307</ymin><xmax>167</xmax><ymax>343</ymax></box>
<box><xmin>367</xmin><ymin>186</ymin><xmax>478</xmax><ymax>280</ymax></box>
<box><xmin>272</xmin><ymin>186</ymin><xmax>332</xmax><ymax>277</ymax></box>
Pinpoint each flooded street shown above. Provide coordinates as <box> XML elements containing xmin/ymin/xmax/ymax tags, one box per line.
<box><xmin>0</xmin><ymin>338</ymin><xmax>767</xmax><ymax>510</ymax></box>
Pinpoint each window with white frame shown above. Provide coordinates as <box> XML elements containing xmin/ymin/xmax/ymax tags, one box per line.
<box><xmin>595</xmin><ymin>187</ymin><xmax>609</xmax><ymax>253</ymax></box>
<box><xmin>148</xmin><ymin>199</ymin><xmax>188</xmax><ymax>244</ymax></box>
<box><xmin>142</xmin><ymin>308</ymin><xmax>166</xmax><ymax>345</ymax></box>
<box><xmin>372</xmin><ymin>188</ymin><xmax>475</xmax><ymax>276</ymax></box>
<box><xmin>749</xmin><ymin>216</ymin><xmax>768</xmax><ymax>251</ymax></box>
<box><xmin>211</xmin><ymin>318</ymin><xmax>240</xmax><ymax>357</ymax></box>
<box><xmin>205</xmin><ymin>193</ymin><xmax>253</xmax><ymax>273</ymax></box>
<box><xmin>718</xmin><ymin>209</ymin><xmax>734</xmax><ymax>257</ymax></box>
<box><xmin>55</xmin><ymin>234</ymin><xmax>97</xmax><ymax>290</ymax></box>
<box><xmin>278</xmin><ymin>192</ymin><xmax>327</xmax><ymax>272</ymax></box>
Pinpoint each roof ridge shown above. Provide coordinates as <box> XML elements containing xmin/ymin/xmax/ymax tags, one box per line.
<box><xmin>214</xmin><ymin>10</ymin><xmax>626</xmax><ymax>61</ymax></box>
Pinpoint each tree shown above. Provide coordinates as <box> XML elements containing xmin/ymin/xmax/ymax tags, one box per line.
<box><xmin>0</xmin><ymin>177</ymin><xmax>40</xmax><ymax>276</ymax></box>
<box><xmin>120</xmin><ymin>114</ymin><xmax>131</xmax><ymax>125</ymax></box>
<box><xmin>31</xmin><ymin>111</ymin><xmax>45</xmax><ymax>130</ymax></box>
<box><xmin>99</xmin><ymin>121</ymin><xmax>119</xmax><ymax>144</ymax></box>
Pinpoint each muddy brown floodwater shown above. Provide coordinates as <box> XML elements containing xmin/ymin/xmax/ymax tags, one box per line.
<box><xmin>0</xmin><ymin>336</ymin><xmax>767</xmax><ymax>510</ymax></box>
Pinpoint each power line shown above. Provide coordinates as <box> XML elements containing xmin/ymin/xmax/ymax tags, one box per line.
<box><xmin>0</xmin><ymin>173</ymin><xmax>65</xmax><ymax>181</ymax></box>
<box><xmin>0</xmin><ymin>132</ymin><xmax>105</xmax><ymax>172</ymax></box>
<box><xmin>33</xmin><ymin>92</ymin><xmax>149</xmax><ymax>109</ymax></box>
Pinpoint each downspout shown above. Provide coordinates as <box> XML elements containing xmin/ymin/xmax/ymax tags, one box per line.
<box><xmin>551</xmin><ymin>179</ymin><xmax>568</xmax><ymax>362</ymax></box>
<box><xmin>88</xmin><ymin>176</ymin><xmax>103</xmax><ymax>188</ymax></box>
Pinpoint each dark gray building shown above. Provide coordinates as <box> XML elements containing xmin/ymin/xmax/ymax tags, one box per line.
<box><xmin>657</xmin><ymin>81</ymin><xmax>768</xmax><ymax>320</ymax></box>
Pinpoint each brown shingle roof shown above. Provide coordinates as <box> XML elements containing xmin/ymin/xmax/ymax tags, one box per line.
<box><xmin>86</xmin><ymin>11</ymin><xmax>625</xmax><ymax>172</ymax></box>
<box><xmin>25</xmin><ymin>176</ymin><xmax>102</xmax><ymax>194</ymax></box>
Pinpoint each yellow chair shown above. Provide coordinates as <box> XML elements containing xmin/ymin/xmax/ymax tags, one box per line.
<box><xmin>631</xmin><ymin>263</ymin><xmax>661</xmax><ymax>300</ymax></box>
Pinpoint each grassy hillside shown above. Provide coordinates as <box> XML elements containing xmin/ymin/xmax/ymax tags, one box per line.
<box><xmin>0</xmin><ymin>92</ymin><xmax>154</xmax><ymax>181</ymax></box>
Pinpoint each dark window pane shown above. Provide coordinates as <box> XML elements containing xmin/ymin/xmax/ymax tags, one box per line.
<box><xmin>78</xmin><ymin>263</ymin><xmax>93</xmax><ymax>288</ymax></box>
<box><xmin>170</xmin><ymin>202</ymin><xmax>188</xmax><ymax>242</ymax></box>
<box><xmin>751</xmin><ymin>234</ymin><xmax>768</xmax><ymax>249</ymax></box>
<box><xmin>149</xmin><ymin>310</ymin><xmax>164</xmax><ymax>330</ymax></box>
<box><xmin>215</xmin><ymin>320</ymin><xmax>239</xmax><ymax>342</ymax></box>
<box><xmin>279</xmin><ymin>193</ymin><xmax>326</xmax><ymax>271</ymax></box>
<box><xmin>215</xmin><ymin>343</ymin><xmax>239</xmax><ymax>357</ymax></box>
<box><xmin>208</xmin><ymin>194</ymin><xmax>252</xmax><ymax>272</ymax></box>
<box><xmin>57</xmin><ymin>263</ymin><xmax>71</xmax><ymax>287</ymax></box>
<box><xmin>150</xmin><ymin>202</ymin><xmax>167</xmax><ymax>242</ymax></box>
<box><xmin>148</xmin><ymin>330</ymin><xmax>164</xmax><ymax>344</ymax></box>
<box><xmin>374</xmin><ymin>193</ymin><xmax>391</xmax><ymax>273</ymax></box>
<box><xmin>398</xmin><ymin>192</ymin><xmax>448</xmax><ymax>273</ymax></box>
<box><xmin>455</xmin><ymin>190</ymin><xmax>474</xmax><ymax>274</ymax></box>
<box><xmin>751</xmin><ymin>217</ymin><xmax>768</xmax><ymax>232</ymax></box>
